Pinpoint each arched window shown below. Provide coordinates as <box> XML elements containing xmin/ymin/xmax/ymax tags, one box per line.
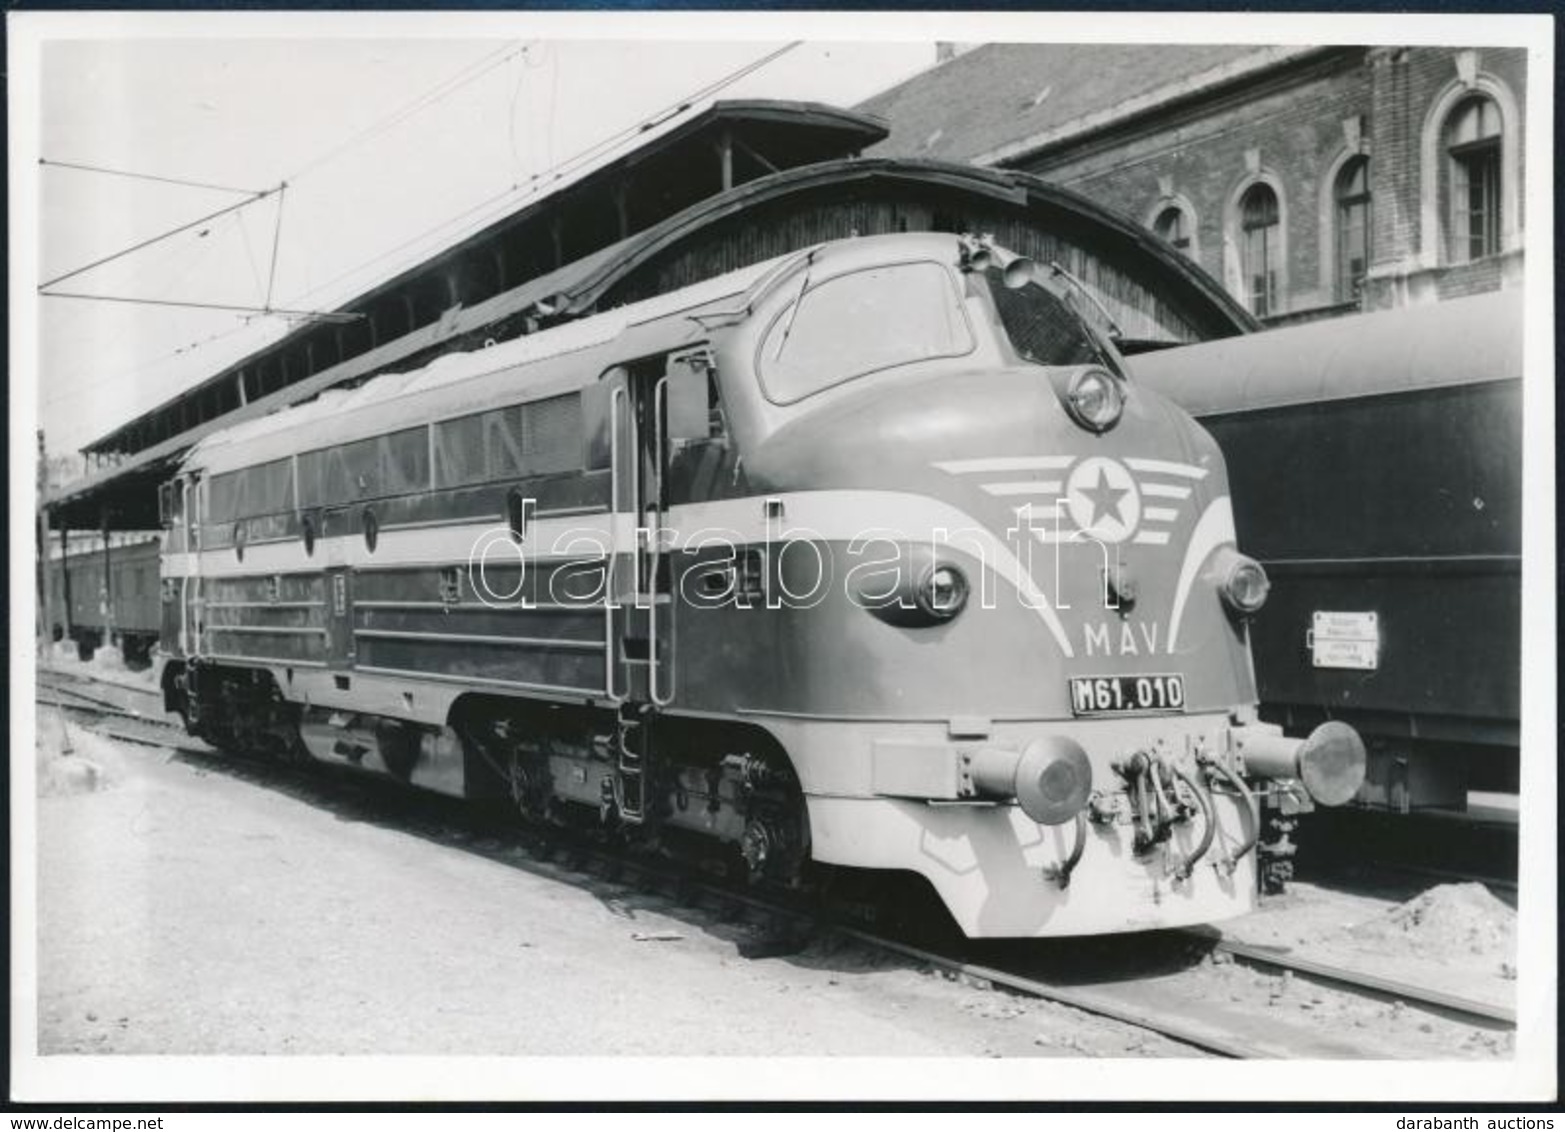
<box><xmin>1334</xmin><ymin>156</ymin><xmax>1372</xmax><ymax>302</ymax></box>
<box><xmin>1239</xmin><ymin>183</ymin><xmax>1280</xmax><ymax>318</ymax></box>
<box><xmin>1444</xmin><ymin>94</ymin><xmax>1502</xmax><ymax>262</ymax></box>
<box><xmin>1153</xmin><ymin>205</ymin><xmax>1191</xmax><ymax>254</ymax></box>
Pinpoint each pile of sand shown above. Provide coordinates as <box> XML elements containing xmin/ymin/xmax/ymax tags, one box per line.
<box><xmin>1342</xmin><ymin>883</ymin><xmax>1516</xmax><ymax>961</ymax></box>
<box><xmin>35</xmin><ymin>711</ymin><xmax>123</xmax><ymax>797</ymax></box>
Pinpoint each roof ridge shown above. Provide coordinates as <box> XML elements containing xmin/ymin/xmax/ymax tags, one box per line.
<box><xmin>973</xmin><ymin>45</ymin><xmax>1327</xmax><ymax>167</ymax></box>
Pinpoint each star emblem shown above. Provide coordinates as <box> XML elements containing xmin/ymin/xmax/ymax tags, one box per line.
<box><xmin>1062</xmin><ymin>456</ymin><xmax>1141</xmax><ymax>543</ymax></box>
<box><xmin>1077</xmin><ymin>467</ymin><xmax>1128</xmax><ymax>527</ymax></box>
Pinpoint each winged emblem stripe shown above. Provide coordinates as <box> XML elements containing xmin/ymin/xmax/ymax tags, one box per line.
<box><xmin>1014</xmin><ymin>502</ymin><xmax>1064</xmax><ymax>521</ymax></box>
<box><xmin>1140</xmin><ymin>483</ymin><xmax>1192</xmax><ymax>500</ymax></box>
<box><xmin>1032</xmin><ymin>529</ymin><xmax>1098</xmax><ymax>544</ymax></box>
<box><xmin>934</xmin><ymin>456</ymin><xmax>1073</xmax><ymax>474</ymax></box>
<box><xmin>980</xmin><ymin>481</ymin><xmax>1064</xmax><ymax>497</ymax></box>
<box><xmin>1125</xmin><ymin>457</ymin><xmax>1208</xmax><ymax>480</ymax></box>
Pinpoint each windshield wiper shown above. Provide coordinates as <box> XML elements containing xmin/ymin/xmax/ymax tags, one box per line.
<box><xmin>1047</xmin><ymin>261</ymin><xmax>1124</xmax><ymax>342</ymax></box>
<box><xmin>771</xmin><ymin>251</ymin><xmax>816</xmax><ymax>362</ymax></box>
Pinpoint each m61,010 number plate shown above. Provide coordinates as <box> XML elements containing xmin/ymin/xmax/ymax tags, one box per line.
<box><xmin>1068</xmin><ymin>673</ymin><xmax>1186</xmax><ymax>716</ymax></box>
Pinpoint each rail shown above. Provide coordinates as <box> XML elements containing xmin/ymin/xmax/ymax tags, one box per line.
<box><xmin>1182</xmin><ymin>927</ymin><xmax>1515</xmax><ymax>1026</ymax></box>
<box><xmin>37</xmin><ymin>666</ymin><xmax>1518</xmax><ymax>1060</ymax></box>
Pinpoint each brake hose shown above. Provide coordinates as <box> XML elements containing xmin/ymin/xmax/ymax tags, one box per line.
<box><xmin>1170</xmin><ymin>763</ymin><xmax>1217</xmax><ymax>881</ymax></box>
<box><xmin>1130</xmin><ymin>763</ymin><xmax>1155</xmax><ymax>850</ymax></box>
<box><xmin>1206</xmin><ymin>757</ymin><xmax>1261</xmax><ymax>872</ymax></box>
<box><xmin>1149</xmin><ymin>757</ymin><xmax>1177</xmax><ymax>839</ymax></box>
<box><xmin>1042</xmin><ymin>812</ymin><xmax>1088</xmax><ymax>889</ymax></box>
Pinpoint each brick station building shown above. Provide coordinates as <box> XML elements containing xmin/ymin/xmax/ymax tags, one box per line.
<box><xmin>860</xmin><ymin>44</ymin><xmax>1527</xmax><ymax>326</ymax></box>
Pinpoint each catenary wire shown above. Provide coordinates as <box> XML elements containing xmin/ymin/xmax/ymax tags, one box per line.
<box><xmin>40</xmin><ymin>291</ymin><xmax>360</xmax><ymax>321</ymax></box>
<box><xmin>285</xmin><ymin>41</ymin><xmax>525</xmax><ymax>182</ymax></box>
<box><xmin>39</xmin><ymin>188</ymin><xmax>279</xmax><ymax>292</ymax></box>
<box><xmin>43</xmin><ymin>41</ymin><xmax>802</xmax><ymax>423</ymax></box>
<box><xmin>285</xmin><ymin>41</ymin><xmax>802</xmax><ymax>310</ymax></box>
<box><xmin>39</xmin><ymin>43</ymin><xmax>518</xmax><ymax>302</ymax></box>
<box><xmin>38</xmin><ymin>157</ymin><xmax>265</xmax><ymax>197</ymax></box>
<box><xmin>264</xmin><ymin>186</ymin><xmax>288</xmax><ymax>312</ymax></box>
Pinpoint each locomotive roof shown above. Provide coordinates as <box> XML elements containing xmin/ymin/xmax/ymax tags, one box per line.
<box><xmin>184</xmin><ymin>255</ymin><xmax>788</xmax><ymax>475</ymax></box>
<box><xmin>182</xmin><ymin>246</ymin><xmax>825</xmax><ymax>476</ymax></box>
<box><xmin>186</xmin><ymin>230</ymin><xmax>992</xmax><ymax>475</ymax></box>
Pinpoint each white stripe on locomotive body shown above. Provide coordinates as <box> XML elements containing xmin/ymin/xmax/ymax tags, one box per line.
<box><xmin>1140</xmin><ymin>483</ymin><xmax>1192</xmax><ymax>500</ymax></box>
<box><xmin>168</xmin><ymin>489</ymin><xmax>1078</xmax><ymax>658</ymax></box>
<box><xmin>666</xmin><ymin>491</ymin><xmax>1079</xmax><ymax>657</ymax></box>
<box><xmin>1142</xmin><ymin>506</ymin><xmax>1180</xmax><ymax>522</ymax></box>
<box><xmin>1166</xmin><ymin>496</ymin><xmax>1236</xmax><ymax>653</ymax></box>
<box><xmin>171</xmin><ymin>513</ymin><xmax>629</xmax><ymax>579</ymax></box>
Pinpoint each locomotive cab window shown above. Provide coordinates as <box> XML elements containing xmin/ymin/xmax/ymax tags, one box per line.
<box><xmin>981</xmin><ymin>268</ymin><xmax>1125</xmax><ymax>377</ymax></box>
<box><xmin>758</xmin><ymin>261</ymin><xmax>974</xmax><ymax>404</ymax></box>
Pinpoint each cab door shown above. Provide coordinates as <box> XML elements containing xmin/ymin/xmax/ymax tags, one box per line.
<box><xmin>605</xmin><ymin>348</ymin><xmax>716</xmax><ymax>708</ymax></box>
<box><xmin>181</xmin><ymin>474</ymin><xmax>204</xmax><ymax>658</ymax></box>
<box><xmin>605</xmin><ymin>362</ymin><xmax>660</xmax><ymax>707</ymax></box>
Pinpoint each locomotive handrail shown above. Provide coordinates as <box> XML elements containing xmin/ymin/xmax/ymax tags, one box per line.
<box><xmin>649</xmin><ymin>375</ymin><xmax>674</xmax><ymax>708</ymax></box>
<box><xmin>178</xmin><ymin>478</ymin><xmax>191</xmax><ymax>655</ymax></box>
<box><xmin>604</xmin><ymin>383</ymin><xmax>626</xmax><ymax>705</ymax></box>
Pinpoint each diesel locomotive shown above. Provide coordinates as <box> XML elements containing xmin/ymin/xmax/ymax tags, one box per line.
<box><xmin>155</xmin><ymin>231</ymin><xmax>1364</xmax><ymax>937</ymax></box>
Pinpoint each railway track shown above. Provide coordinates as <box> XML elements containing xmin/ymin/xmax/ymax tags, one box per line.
<box><xmin>1185</xmin><ymin>930</ymin><xmax>1515</xmax><ymax>1026</ymax></box>
<box><xmin>36</xmin><ymin>667</ymin><xmax>1516</xmax><ymax>1059</ymax></box>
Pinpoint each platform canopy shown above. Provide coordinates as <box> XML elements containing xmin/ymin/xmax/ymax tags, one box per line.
<box><xmin>45</xmin><ymin>99</ymin><xmax>887</xmax><ymax>530</ymax></box>
<box><xmin>44</xmin><ymin>104</ymin><xmax>1257</xmax><ymax>531</ymax></box>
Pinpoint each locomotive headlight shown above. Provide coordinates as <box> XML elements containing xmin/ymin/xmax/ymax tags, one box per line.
<box><xmin>1218</xmin><ymin>551</ymin><xmax>1270</xmax><ymax>615</ymax></box>
<box><xmin>915</xmin><ymin>564</ymin><xmax>969</xmax><ymax>621</ymax></box>
<box><xmin>1064</xmin><ymin>367</ymin><xmax>1124</xmax><ymax>433</ymax></box>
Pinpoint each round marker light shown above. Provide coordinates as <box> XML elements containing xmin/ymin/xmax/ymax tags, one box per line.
<box><xmin>915</xmin><ymin>564</ymin><xmax>969</xmax><ymax>621</ymax></box>
<box><xmin>1065</xmin><ymin>367</ymin><xmax>1125</xmax><ymax>433</ymax></box>
<box><xmin>1221</xmin><ymin>554</ymin><xmax>1271</xmax><ymax>615</ymax></box>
